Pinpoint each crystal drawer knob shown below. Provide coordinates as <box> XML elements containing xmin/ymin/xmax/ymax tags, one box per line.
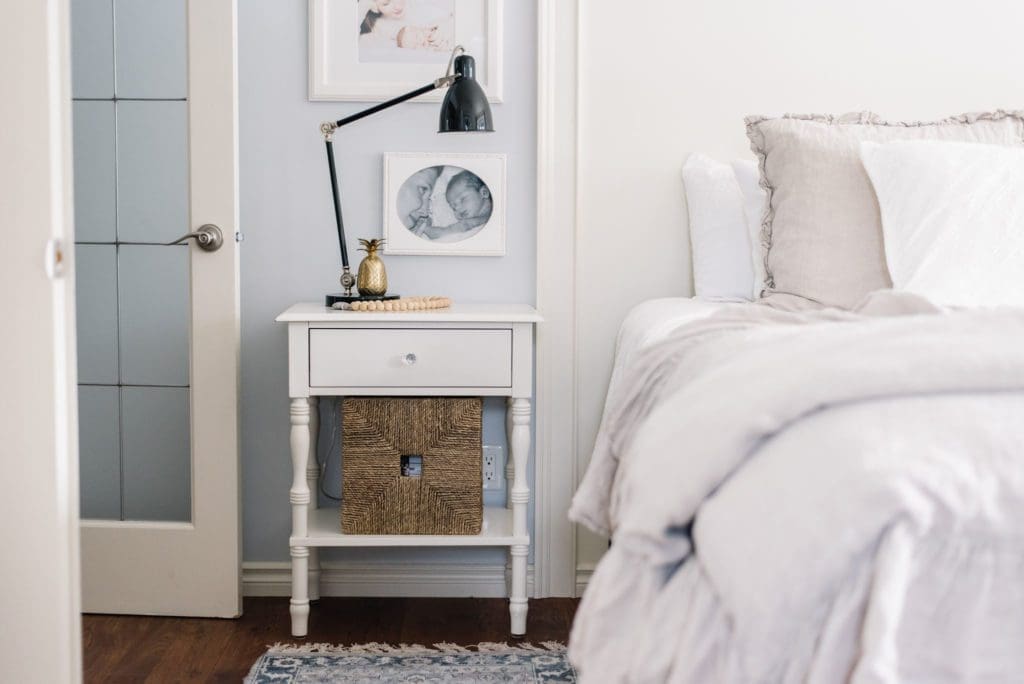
<box><xmin>403</xmin><ymin>353</ymin><xmax>417</xmax><ymax>366</ymax></box>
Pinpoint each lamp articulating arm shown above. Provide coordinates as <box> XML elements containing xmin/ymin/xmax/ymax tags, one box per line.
<box><xmin>320</xmin><ymin>76</ymin><xmax>460</xmax><ymax>298</ymax></box>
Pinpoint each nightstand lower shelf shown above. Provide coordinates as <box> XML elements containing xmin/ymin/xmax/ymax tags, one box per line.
<box><xmin>293</xmin><ymin>506</ymin><xmax>529</xmax><ymax>548</ymax></box>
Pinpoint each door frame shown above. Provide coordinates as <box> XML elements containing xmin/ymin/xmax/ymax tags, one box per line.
<box><xmin>534</xmin><ymin>0</ymin><xmax>580</xmax><ymax>597</ymax></box>
<box><xmin>78</xmin><ymin>0</ymin><xmax>242</xmax><ymax>617</ymax></box>
<box><xmin>0</xmin><ymin>0</ymin><xmax>83</xmax><ymax>680</ymax></box>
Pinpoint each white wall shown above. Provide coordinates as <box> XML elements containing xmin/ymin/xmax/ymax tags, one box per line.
<box><xmin>238</xmin><ymin>1</ymin><xmax>537</xmax><ymax>567</ymax></box>
<box><xmin>575</xmin><ymin>0</ymin><xmax>1024</xmax><ymax>568</ymax></box>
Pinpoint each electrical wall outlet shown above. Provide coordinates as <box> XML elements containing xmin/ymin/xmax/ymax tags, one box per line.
<box><xmin>482</xmin><ymin>445</ymin><xmax>504</xmax><ymax>490</ymax></box>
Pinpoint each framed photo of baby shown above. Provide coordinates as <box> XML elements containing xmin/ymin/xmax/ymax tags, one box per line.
<box><xmin>309</xmin><ymin>0</ymin><xmax>504</xmax><ymax>102</ymax></box>
<box><xmin>383</xmin><ymin>153</ymin><xmax>506</xmax><ymax>256</ymax></box>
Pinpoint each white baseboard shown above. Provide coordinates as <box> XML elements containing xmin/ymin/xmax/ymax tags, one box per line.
<box><xmin>575</xmin><ymin>563</ymin><xmax>595</xmax><ymax>596</ymax></box>
<box><xmin>243</xmin><ymin>561</ymin><xmax>536</xmax><ymax>598</ymax></box>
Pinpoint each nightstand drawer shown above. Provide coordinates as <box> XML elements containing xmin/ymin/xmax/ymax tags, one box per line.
<box><xmin>308</xmin><ymin>328</ymin><xmax>512</xmax><ymax>388</ymax></box>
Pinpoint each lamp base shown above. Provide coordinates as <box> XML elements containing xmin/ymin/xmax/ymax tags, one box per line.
<box><xmin>325</xmin><ymin>293</ymin><xmax>400</xmax><ymax>308</ymax></box>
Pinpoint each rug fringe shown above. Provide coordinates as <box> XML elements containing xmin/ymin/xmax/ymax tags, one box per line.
<box><xmin>264</xmin><ymin>641</ymin><xmax>567</xmax><ymax>656</ymax></box>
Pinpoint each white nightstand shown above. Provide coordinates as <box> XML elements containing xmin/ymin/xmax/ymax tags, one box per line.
<box><xmin>275</xmin><ymin>303</ymin><xmax>543</xmax><ymax>638</ymax></box>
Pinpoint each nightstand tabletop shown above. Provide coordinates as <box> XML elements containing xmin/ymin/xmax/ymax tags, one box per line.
<box><xmin>276</xmin><ymin>302</ymin><xmax>543</xmax><ymax>323</ymax></box>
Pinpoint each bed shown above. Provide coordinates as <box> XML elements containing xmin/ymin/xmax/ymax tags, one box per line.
<box><xmin>567</xmin><ymin>112</ymin><xmax>1024</xmax><ymax>683</ymax></box>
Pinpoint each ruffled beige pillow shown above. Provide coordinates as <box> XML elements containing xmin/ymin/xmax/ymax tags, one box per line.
<box><xmin>745</xmin><ymin>111</ymin><xmax>1024</xmax><ymax>308</ymax></box>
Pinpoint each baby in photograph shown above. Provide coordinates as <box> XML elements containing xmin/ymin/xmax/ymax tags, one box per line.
<box><xmin>413</xmin><ymin>171</ymin><xmax>493</xmax><ymax>241</ymax></box>
<box><xmin>446</xmin><ymin>171</ymin><xmax>493</xmax><ymax>229</ymax></box>
<box><xmin>396</xmin><ymin>24</ymin><xmax>451</xmax><ymax>51</ymax></box>
<box><xmin>359</xmin><ymin>0</ymin><xmax>453</xmax><ymax>53</ymax></box>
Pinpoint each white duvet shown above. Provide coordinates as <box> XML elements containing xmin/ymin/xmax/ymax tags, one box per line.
<box><xmin>568</xmin><ymin>292</ymin><xmax>1024</xmax><ymax>683</ymax></box>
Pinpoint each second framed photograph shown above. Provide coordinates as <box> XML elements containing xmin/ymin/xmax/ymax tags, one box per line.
<box><xmin>309</xmin><ymin>0</ymin><xmax>504</xmax><ymax>102</ymax></box>
<box><xmin>383</xmin><ymin>152</ymin><xmax>506</xmax><ymax>256</ymax></box>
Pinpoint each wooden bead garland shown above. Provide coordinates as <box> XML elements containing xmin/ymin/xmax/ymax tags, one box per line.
<box><xmin>347</xmin><ymin>296</ymin><xmax>451</xmax><ymax>312</ymax></box>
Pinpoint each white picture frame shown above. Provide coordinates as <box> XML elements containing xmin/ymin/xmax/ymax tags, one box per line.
<box><xmin>383</xmin><ymin>152</ymin><xmax>506</xmax><ymax>256</ymax></box>
<box><xmin>309</xmin><ymin>0</ymin><xmax>504</xmax><ymax>103</ymax></box>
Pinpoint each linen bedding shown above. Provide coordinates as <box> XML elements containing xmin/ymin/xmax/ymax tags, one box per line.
<box><xmin>568</xmin><ymin>292</ymin><xmax>1024</xmax><ymax>683</ymax></box>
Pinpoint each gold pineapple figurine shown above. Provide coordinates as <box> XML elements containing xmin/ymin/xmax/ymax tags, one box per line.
<box><xmin>356</xmin><ymin>238</ymin><xmax>388</xmax><ymax>296</ymax></box>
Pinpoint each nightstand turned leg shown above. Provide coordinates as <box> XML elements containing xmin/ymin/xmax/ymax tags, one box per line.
<box><xmin>508</xmin><ymin>397</ymin><xmax>531</xmax><ymax>636</ymax></box>
<box><xmin>290</xmin><ymin>547</ymin><xmax>310</xmax><ymax>637</ymax></box>
<box><xmin>289</xmin><ymin>398</ymin><xmax>311</xmax><ymax>637</ymax></box>
<box><xmin>505</xmin><ymin>397</ymin><xmax>514</xmax><ymax>508</ymax></box>
<box><xmin>306</xmin><ymin>397</ymin><xmax>321</xmax><ymax>602</ymax></box>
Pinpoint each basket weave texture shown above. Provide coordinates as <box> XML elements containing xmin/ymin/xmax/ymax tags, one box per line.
<box><xmin>340</xmin><ymin>397</ymin><xmax>483</xmax><ymax>535</ymax></box>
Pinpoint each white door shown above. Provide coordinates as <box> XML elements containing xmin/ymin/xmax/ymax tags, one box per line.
<box><xmin>1</xmin><ymin>1</ymin><xmax>83</xmax><ymax>680</ymax></box>
<box><xmin>73</xmin><ymin>0</ymin><xmax>241</xmax><ymax>617</ymax></box>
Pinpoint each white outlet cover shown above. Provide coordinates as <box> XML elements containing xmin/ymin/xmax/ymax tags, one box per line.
<box><xmin>482</xmin><ymin>445</ymin><xmax>503</xmax><ymax>490</ymax></box>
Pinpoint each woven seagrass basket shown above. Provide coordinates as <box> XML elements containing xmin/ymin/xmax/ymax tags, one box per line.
<box><xmin>340</xmin><ymin>397</ymin><xmax>483</xmax><ymax>535</ymax></box>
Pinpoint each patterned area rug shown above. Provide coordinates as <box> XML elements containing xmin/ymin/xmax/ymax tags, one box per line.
<box><xmin>245</xmin><ymin>642</ymin><xmax>576</xmax><ymax>683</ymax></box>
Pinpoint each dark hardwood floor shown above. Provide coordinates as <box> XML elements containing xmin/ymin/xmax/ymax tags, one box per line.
<box><xmin>82</xmin><ymin>596</ymin><xmax>579</xmax><ymax>682</ymax></box>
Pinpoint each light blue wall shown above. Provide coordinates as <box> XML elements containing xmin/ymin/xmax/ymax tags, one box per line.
<box><xmin>239</xmin><ymin>1</ymin><xmax>537</xmax><ymax>563</ymax></box>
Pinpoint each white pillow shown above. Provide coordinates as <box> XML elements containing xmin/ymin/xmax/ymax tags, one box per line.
<box><xmin>745</xmin><ymin>111</ymin><xmax>1024</xmax><ymax>308</ymax></box>
<box><xmin>681</xmin><ymin>154</ymin><xmax>754</xmax><ymax>301</ymax></box>
<box><xmin>860</xmin><ymin>139</ymin><xmax>1024</xmax><ymax>308</ymax></box>
<box><xmin>730</xmin><ymin>160</ymin><xmax>768</xmax><ymax>299</ymax></box>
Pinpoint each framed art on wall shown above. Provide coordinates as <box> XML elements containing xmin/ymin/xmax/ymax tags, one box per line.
<box><xmin>383</xmin><ymin>152</ymin><xmax>506</xmax><ymax>256</ymax></box>
<box><xmin>309</xmin><ymin>0</ymin><xmax>504</xmax><ymax>102</ymax></box>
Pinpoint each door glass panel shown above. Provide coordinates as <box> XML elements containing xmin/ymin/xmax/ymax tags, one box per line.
<box><xmin>78</xmin><ymin>386</ymin><xmax>121</xmax><ymax>519</ymax></box>
<box><xmin>72</xmin><ymin>101</ymin><xmax>116</xmax><ymax>242</ymax></box>
<box><xmin>71</xmin><ymin>0</ymin><xmax>190</xmax><ymax>522</ymax></box>
<box><xmin>114</xmin><ymin>0</ymin><xmax>187</xmax><ymax>99</ymax></box>
<box><xmin>75</xmin><ymin>245</ymin><xmax>119</xmax><ymax>384</ymax></box>
<box><xmin>121</xmin><ymin>387</ymin><xmax>191</xmax><ymax>521</ymax></box>
<box><xmin>115</xmin><ymin>101</ymin><xmax>189</xmax><ymax>243</ymax></box>
<box><xmin>117</xmin><ymin>245</ymin><xmax>189</xmax><ymax>386</ymax></box>
<box><xmin>71</xmin><ymin>0</ymin><xmax>114</xmax><ymax>99</ymax></box>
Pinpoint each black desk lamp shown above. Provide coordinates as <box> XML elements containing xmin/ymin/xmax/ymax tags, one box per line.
<box><xmin>320</xmin><ymin>46</ymin><xmax>494</xmax><ymax>308</ymax></box>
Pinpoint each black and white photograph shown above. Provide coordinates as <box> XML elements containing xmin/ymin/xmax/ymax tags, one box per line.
<box><xmin>357</xmin><ymin>0</ymin><xmax>454</xmax><ymax>64</ymax></box>
<box><xmin>384</xmin><ymin>153</ymin><xmax>506</xmax><ymax>255</ymax></box>
<box><xmin>309</xmin><ymin>0</ymin><xmax>504</xmax><ymax>102</ymax></box>
<box><xmin>396</xmin><ymin>165</ymin><xmax>493</xmax><ymax>242</ymax></box>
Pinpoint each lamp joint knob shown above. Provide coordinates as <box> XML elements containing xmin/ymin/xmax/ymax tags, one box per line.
<box><xmin>340</xmin><ymin>267</ymin><xmax>356</xmax><ymax>296</ymax></box>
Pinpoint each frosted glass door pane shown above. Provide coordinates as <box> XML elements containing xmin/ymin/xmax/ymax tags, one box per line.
<box><xmin>72</xmin><ymin>101</ymin><xmax>116</xmax><ymax>243</ymax></box>
<box><xmin>121</xmin><ymin>387</ymin><xmax>191</xmax><ymax>521</ymax></box>
<box><xmin>115</xmin><ymin>101</ymin><xmax>188</xmax><ymax>243</ymax></box>
<box><xmin>71</xmin><ymin>0</ymin><xmax>114</xmax><ymax>98</ymax></box>
<box><xmin>79</xmin><ymin>386</ymin><xmax>121</xmax><ymax>519</ymax></box>
<box><xmin>118</xmin><ymin>245</ymin><xmax>189</xmax><ymax>386</ymax></box>
<box><xmin>72</xmin><ymin>0</ymin><xmax>191</xmax><ymax>522</ymax></box>
<box><xmin>75</xmin><ymin>245</ymin><xmax>118</xmax><ymax>385</ymax></box>
<box><xmin>114</xmin><ymin>0</ymin><xmax>187</xmax><ymax>99</ymax></box>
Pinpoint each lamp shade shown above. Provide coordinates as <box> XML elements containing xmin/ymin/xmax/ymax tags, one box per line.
<box><xmin>438</xmin><ymin>55</ymin><xmax>494</xmax><ymax>133</ymax></box>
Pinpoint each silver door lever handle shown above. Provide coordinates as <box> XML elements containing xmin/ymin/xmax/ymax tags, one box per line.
<box><xmin>167</xmin><ymin>224</ymin><xmax>224</xmax><ymax>252</ymax></box>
